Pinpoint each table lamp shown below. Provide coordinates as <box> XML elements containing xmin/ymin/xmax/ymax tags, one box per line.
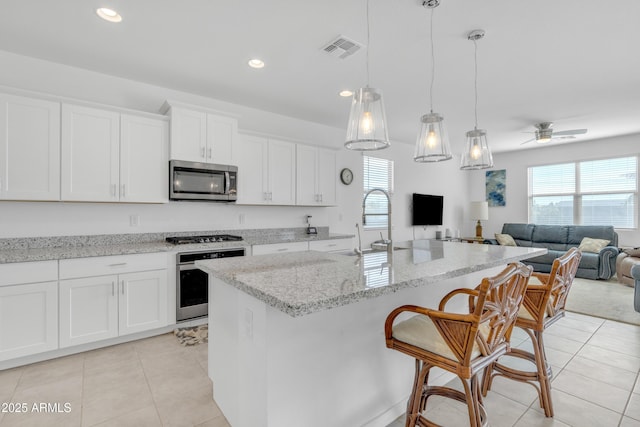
<box><xmin>469</xmin><ymin>201</ymin><xmax>489</xmax><ymax>239</ymax></box>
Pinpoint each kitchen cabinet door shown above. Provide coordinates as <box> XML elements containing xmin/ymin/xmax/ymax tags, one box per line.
<box><xmin>236</xmin><ymin>134</ymin><xmax>269</xmax><ymax>204</ymax></box>
<box><xmin>120</xmin><ymin>114</ymin><xmax>169</xmax><ymax>203</ymax></box>
<box><xmin>0</xmin><ymin>94</ymin><xmax>60</xmax><ymax>201</ymax></box>
<box><xmin>296</xmin><ymin>145</ymin><xmax>319</xmax><ymax>206</ymax></box>
<box><xmin>169</xmin><ymin>107</ymin><xmax>207</xmax><ymax>162</ymax></box>
<box><xmin>206</xmin><ymin>114</ymin><xmax>237</xmax><ymax>165</ymax></box>
<box><xmin>0</xmin><ymin>281</ymin><xmax>58</xmax><ymax>362</ymax></box>
<box><xmin>61</xmin><ymin>104</ymin><xmax>120</xmax><ymax>202</ymax></box>
<box><xmin>268</xmin><ymin>139</ymin><xmax>296</xmax><ymax>205</ymax></box>
<box><xmin>316</xmin><ymin>148</ymin><xmax>336</xmax><ymax>206</ymax></box>
<box><xmin>118</xmin><ymin>269</ymin><xmax>168</xmax><ymax>336</ymax></box>
<box><xmin>59</xmin><ymin>275</ymin><xmax>119</xmax><ymax>348</ymax></box>
<box><xmin>296</xmin><ymin>145</ymin><xmax>336</xmax><ymax>206</ymax></box>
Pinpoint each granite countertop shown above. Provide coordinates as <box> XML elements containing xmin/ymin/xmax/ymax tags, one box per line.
<box><xmin>196</xmin><ymin>240</ymin><xmax>547</xmax><ymax>317</ymax></box>
<box><xmin>0</xmin><ymin>228</ymin><xmax>354</xmax><ymax>264</ymax></box>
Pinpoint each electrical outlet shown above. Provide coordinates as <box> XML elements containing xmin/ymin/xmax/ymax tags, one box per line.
<box><xmin>129</xmin><ymin>214</ymin><xmax>140</xmax><ymax>227</ymax></box>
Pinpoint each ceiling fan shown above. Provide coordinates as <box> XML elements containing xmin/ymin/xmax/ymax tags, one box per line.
<box><xmin>520</xmin><ymin>122</ymin><xmax>587</xmax><ymax>145</ymax></box>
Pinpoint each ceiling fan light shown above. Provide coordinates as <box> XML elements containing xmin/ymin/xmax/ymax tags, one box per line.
<box><xmin>536</xmin><ymin>129</ymin><xmax>553</xmax><ymax>143</ymax></box>
<box><xmin>460</xmin><ymin>128</ymin><xmax>493</xmax><ymax>170</ymax></box>
<box><xmin>345</xmin><ymin>87</ymin><xmax>390</xmax><ymax>150</ymax></box>
<box><xmin>414</xmin><ymin>112</ymin><xmax>452</xmax><ymax>162</ymax></box>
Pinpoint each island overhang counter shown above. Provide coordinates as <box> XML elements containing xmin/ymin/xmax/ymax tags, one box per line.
<box><xmin>196</xmin><ymin>240</ymin><xmax>546</xmax><ymax>427</ymax></box>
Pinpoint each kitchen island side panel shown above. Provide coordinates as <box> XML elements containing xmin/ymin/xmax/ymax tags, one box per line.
<box><xmin>209</xmin><ymin>266</ymin><xmax>503</xmax><ymax>427</ymax></box>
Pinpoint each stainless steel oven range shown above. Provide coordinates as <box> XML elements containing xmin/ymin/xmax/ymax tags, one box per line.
<box><xmin>168</xmin><ymin>235</ymin><xmax>245</xmax><ymax>322</ymax></box>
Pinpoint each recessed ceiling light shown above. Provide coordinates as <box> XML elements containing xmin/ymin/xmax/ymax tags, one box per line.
<box><xmin>96</xmin><ymin>8</ymin><xmax>122</xmax><ymax>23</ymax></box>
<box><xmin>339</xmin><ymin>90</ymin><xmax>353</xmax><ymax>97</ymax></box>
<box><xmin>248</xmin><ymin>59</ymin><xmax>265</xmax><ymax>69</ymax></box>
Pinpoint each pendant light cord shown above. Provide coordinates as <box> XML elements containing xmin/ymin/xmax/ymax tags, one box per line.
<box><xmin>429</xmin><ymin>7</ymin><xmax>435</xmax><ymax>112</ymax></box>
<box><xmin>473</xmin><ymin>38</ymin><xmax>479</xmax><ymax>129</ymax></box>
<box><xmin>365</xmin><ymin>0</ymin><xmax>370</xmax><ymax>87</ymax></box>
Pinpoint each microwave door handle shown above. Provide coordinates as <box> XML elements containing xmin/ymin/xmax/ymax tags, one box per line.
<box><xmin>225</xmin><ymin>171</ymin><xmax>230</xmax><ymax>194</ymax></box>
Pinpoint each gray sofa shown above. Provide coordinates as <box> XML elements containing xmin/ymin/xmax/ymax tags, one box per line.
<box><xmin>631</xmin><ymin>264</ymin><xmax>640</xmax><ymax>312</ymax></box>
<box><xmin>497</xmin><ymin>223</ymin><xmax>619</xmax><ymax>280</ymax></box>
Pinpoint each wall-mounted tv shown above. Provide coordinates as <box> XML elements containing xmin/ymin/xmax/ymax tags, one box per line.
<box><xmin>412</xmin><ymin>193</ymin><xmax>444</xmax><ymax>226</ymax></box>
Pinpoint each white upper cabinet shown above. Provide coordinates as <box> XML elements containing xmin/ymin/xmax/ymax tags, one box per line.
<box><xmin>61</xmin><ymin>104</ymin><xmax>120</xmax><ymax>202</ymax></box>
<box><xmin>296</xmin><ymin>145</ymin><xmax>336</xmax><ymax>206</ymax></box>
<box><xmin>120</xmin><ymin>114</ymin><xmax>169</xmax><ymax>203</ymax></box>
<box><xmin>61</xmin><ymin>104</ymin><xmax>168</xmax><ymax>203</ymax></box>
<box><xmin>236</xmin><ymin>134</ymin><xmax>295</xmax><ymax>205</ymax></box>
<box><xmin>166</xmin><ymin>104</ymin><xmax>237</xmax><ymax>165</ymax></box>
<box><xmin>0</xmin><ymin>94</ymin><xmax>60</xmax><ymax>201</ymax></box>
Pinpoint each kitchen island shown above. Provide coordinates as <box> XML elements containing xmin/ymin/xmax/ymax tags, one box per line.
<box><xmin>196</xmin><ymin>240</ymin><xmax>546</xmax><ymax>427</ymax></box>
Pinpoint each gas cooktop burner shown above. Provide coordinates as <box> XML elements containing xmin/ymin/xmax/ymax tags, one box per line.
<box><xmin>166</xmin><ymin>234</ymin><xmax>243</xmax><ymax>245</ymax></box>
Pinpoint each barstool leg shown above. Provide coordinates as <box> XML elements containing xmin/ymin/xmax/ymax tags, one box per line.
<box><xmin>406</xmin><ymin>359</ymin><xmax>430</xmax><ymax>427</ymax></box>
<box><xmin>531</xmin><ymin>330</ymin><xmax>553</xmax><ymax>417</ymax></box>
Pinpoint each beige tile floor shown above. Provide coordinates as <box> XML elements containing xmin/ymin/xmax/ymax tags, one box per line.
<box><xmin>0</xmin><ymin>311</ymin><xmax>639</xmax><ymax>426</ymax></box>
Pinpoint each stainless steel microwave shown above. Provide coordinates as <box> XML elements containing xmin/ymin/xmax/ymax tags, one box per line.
<box><xmin>169</xmin><ymin>160</ymin><xmax>237</xmax><ymax>202</ymax></box>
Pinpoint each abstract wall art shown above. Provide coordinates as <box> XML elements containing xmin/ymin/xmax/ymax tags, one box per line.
<box><xmin>486</xmin><ymin>169</ymin><xmax>506</xmax><ymax>207</ymax></box>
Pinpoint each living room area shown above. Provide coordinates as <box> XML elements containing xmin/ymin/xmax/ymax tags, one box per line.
<box><xmin>468</xmin><ymin>133</ymin><xmax>640</xmax><ymax>326</ymax></box>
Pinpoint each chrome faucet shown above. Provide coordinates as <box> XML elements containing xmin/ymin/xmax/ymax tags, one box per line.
<box><xmin>362</xmin><ymin>188</ymin><xmax>392</xmax><ymax>255</ymax></box>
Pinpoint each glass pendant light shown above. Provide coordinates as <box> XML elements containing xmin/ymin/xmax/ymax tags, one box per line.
<box><xmin>460</xmin><ymin>29</ymin><xmax>493</xmax><ymax>170</ymax></box>
<box><xmin>414</xmin><ymin>1</ymin><xmax>452</xmax><ymax>163</ymax></box>
<box><xmin>345</xmin><ymin>0</ymin><xmax>390</xmax><ymax>151</ymax></box>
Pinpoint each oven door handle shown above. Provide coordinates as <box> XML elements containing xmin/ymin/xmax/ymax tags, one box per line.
<box><xmin>178</xmin><ymin>263</ymin><xmax>204</xmax><ymax>271</ymax></box>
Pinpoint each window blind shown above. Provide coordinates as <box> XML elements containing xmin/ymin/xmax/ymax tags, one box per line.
<box><xmin>529</xmin><ymin>156</ymin><xmax>637</xmax><ymax>228</ymax></box>
<box><xmin>363</xmin><ymin>155</ymin><xmax>394</xmax><ymax>229</ymax></box>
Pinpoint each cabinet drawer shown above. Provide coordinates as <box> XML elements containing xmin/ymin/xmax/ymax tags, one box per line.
<box><xmin>252</xmin><ymin>241</ymin><xmax>309</xmax><ymax>255</ymax></box>
<box><xmin>309</xmin><ymin>238</ymin><xmax>353</xmax><ymax>253</ymax></box>
<box><xmin>59</xmin><ymin>252</ymin><xmax>167</xmax><ymax>279</ymax></box>
<box><xmin>0</xmin><ymin>261</ymin><xmax>58</xmax><ymax>287</ymax></box>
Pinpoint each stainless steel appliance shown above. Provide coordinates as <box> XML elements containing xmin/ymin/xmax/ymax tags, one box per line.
<box><xmin>169</xmin><ymin>160</ymin><xmax>238</xmax><ymax>202</ymax></box>
<box><xmin>169</xmin><ymin>234</ymin><xmax>245</xmax><ymax>321</ymax></box>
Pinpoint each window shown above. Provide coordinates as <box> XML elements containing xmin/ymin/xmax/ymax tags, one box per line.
<box><xmin>528</xmin><ymin>156</ymin><xmax>638</xmax><ymax>228</ymax></box>
<box><xmin>362</xmin><ymin>155</ymin><xmax>394</xmax><ymax>229</ymax></box>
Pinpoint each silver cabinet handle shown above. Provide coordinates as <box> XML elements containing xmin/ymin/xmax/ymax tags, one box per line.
<box><xmin>111</xmin><ymin>281</ymin><xmax>115</xmax><ymax>296</ymax></box>
<box><xmin>200</xmin><ymin>147</ymin><xmax>206</xmax><ymax>158</ymax></box>
<box><xmin>207</xmin><ymin>147</ymin><xmax>212</xmax><ymax>159</ymax></box>
<box><xmin>120</xmin><ymin>184</ymin><xmax>125</xmax><ymax>198</ymax></box>
<box><xmin>121</xmin><ymin>280</ymin><xmax>125</xmax><ymax>295</ymax></box>
<box><xmin>111</xmin><ymin>184</ymin><xmax>117</xmax><ymax>197</ymax></box>
<box><xmin>277</xmin><ymin>248</ymin><xmax>288</xmax><ymax>252</ymax></box>
<box><xmin>108</xmin><ymin>262</ymin><xmax>127</xmax><ymax>267</ymax></box>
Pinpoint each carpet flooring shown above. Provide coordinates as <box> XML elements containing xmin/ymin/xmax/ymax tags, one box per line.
<box><xmin>566</xmin><ymin>276</ymin><xmax>640</xmax><ymax>326</ymax></box>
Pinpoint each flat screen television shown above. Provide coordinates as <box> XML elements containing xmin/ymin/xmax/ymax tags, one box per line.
<box><xmin>412</xmin><ymin>193</ymin><xmax>444</xmax><ymax>226</ymax></box>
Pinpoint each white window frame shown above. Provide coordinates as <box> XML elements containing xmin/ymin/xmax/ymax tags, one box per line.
<box><xmin>362</xmin><ymin>155</ymin><xmax>394</xmax><ymax>230</ymax></box>
<box><xmin>528</xmin><ymin>155</ymin><xmax>638</xmax><ymax>229</ymax></box>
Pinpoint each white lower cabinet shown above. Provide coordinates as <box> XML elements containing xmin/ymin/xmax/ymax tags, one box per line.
<box><xmin>0</xmin><ymin>261</ymin><xmax>58</xmax><ymax>362</ymax></box>
<box><xmin>59</xmin><ymin>253</ymin><xmax>168</xmax><ymax>348</ymax></box>
<box><xmin>309</xmin><ymin>238</ymin><xmax>353</xmax><ymax>253</ymax></box>
<box><xmin>252</xmin><ymin>239</ymin><xmax>352</xmax><ymax>255</ymax></box>
<box><xmin>252</xmin><ymin>241</ymin><xmax>309</xmax><ymax>255</ymax></box>
<box><xmin>119</xmin><ymin>270</ymin><xmax>168</xmax><ymax>336</ymax></box>
<box><xmin>59</xmin><ymin>275</ymin><xmax>119</xmax><ymax>347</ymax></box>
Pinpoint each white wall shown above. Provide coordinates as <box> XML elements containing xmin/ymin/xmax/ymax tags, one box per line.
<box><xmin>0</xmin><ymin>50</ymin><xmax>469</xmax><ymax>240</ymax></box>
<box><xmin>466</xmin><ymin>134</ymin><xmax>640</xmax><ymax>247</ymax></box>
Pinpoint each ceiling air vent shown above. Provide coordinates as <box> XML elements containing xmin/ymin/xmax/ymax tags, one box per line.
<box><xmin>321</xmin><ymin>35</ymin><xmax>362</xmax><ymax>59</ymax></box>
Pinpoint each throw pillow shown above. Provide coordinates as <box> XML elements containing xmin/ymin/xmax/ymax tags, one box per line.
<box><xmin>578</xmin><ymin>237</ymin><xmax>610</xmax><ymax>253</ymax></box>
<box><xmin>623</xmin><ymin>247</ymin><xmax>640</xmax><ymax>257</ymax></box>
<box><xmin>495</xmin><ymin>233</ymin><xmax>517</xmax><ymax>246</ymax></box>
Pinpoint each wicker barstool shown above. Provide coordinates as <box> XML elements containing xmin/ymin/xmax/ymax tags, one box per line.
<box><xmin>385</xmin><ymin>262</ymin><xmax>532</xmax><ymax>427</ymax></box>
<box><xmin>481</xmin><ymin>247</ymin><xmax>582</xmax><ymax>417</ymax></box>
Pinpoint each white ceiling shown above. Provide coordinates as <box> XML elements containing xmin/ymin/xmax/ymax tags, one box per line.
<box><xmin>1</xmin><ymin>0</ymin><xmax>639</xmax><ymax>154</ymax></box>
